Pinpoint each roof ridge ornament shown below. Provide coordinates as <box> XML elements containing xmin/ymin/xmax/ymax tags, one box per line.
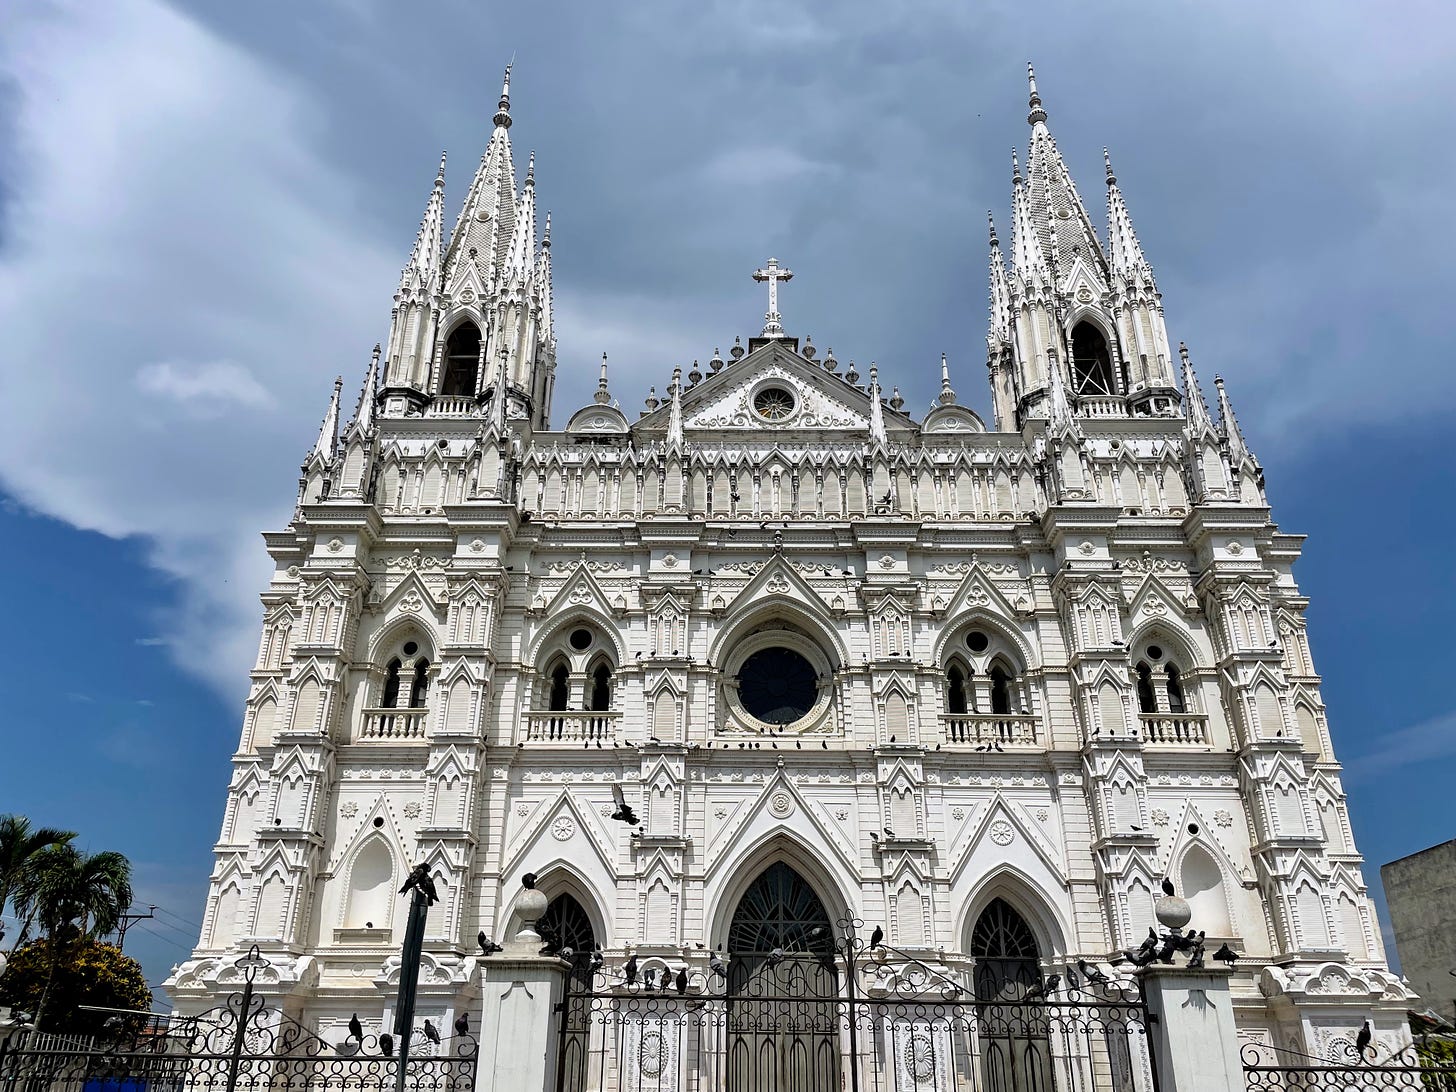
<box><xmin>752</xmin><ymin>257</ymin><xmax>793</xmax><ymax>339</ymax></box>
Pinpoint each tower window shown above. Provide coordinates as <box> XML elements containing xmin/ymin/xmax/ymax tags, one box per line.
<box><xmin>989</xmin><ymin>664</ymin><xmax>1012</xmax><ymax>716</ymax></box>
<box><xmin>1070</xmin><ymin>321</ymin><xmax>1116</xmax><ymax>397</ymax></box>
<box><xmin>382</xmin><ymin>658</ymin><xmax>402</xmax><ymax>708</ymax></box>
<box><xmin>590</xmin><ymin>664</ymin><xmax>612</xmax><ymax>711</ymax></box>
<box><xmin>409</xmin><ymin>659</ymin><xmax>430</xmax><ymax>708</ymax></box>
<box><xmin>1165</xmin><ymin>664</ymin><xmax>1187</xmax><ymax>714</ymax></box>
<box><xmin>548</xmin><ymin>662</ymin><xmax>570</xmax><ymax>712</ymax></box>
<box><xmin>946</xmin><ymin>665</ymin><xmax>968</xmax><ymax>715</ymax></box>
<box><xmin>442</xmin><ymin>323</ymin><xmax>481</xmax><ymax>397</ymax></box>
<box><xmin>1135</xmin><ymin>662</ymin><xmax>1157</xmax><ymax>714</ymax></box>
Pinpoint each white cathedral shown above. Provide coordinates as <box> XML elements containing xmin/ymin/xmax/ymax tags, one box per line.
<box><xmin>167</xmin><ymin>67</ymin><xmax>1412</xmax><ymax>1063</ymax></box>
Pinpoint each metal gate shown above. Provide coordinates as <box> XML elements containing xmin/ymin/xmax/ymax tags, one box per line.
<box><xmin>0</xmin><ymin>992</ymin><xmax>477</xmax><ymax>1092</ymax></box>
<box><xmin>556</xmin><ymin>945</ymin><xmax>1156</xmax><ymax>1092</ymax></box>
<box><xmin>1242</xmin><ymin>1038</ymin><xmax>1456</xmax><ymax>1092</ymax></box>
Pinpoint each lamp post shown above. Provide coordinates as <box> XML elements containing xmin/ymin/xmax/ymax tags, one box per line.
<box><xmin>225</xmin><ymin>945</ymin><xmax>271</xmax><ymax>1092</ymax></box>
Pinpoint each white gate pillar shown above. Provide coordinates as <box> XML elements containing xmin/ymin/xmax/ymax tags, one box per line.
<box><xmin>1140</xmin><ymin>965</ymin><xmax>1244</xmax><ymax>1092</ymax></box>
<box><xmin>474</xmin><ymin>885</ymin><xmax>570</xmax><ymax>1092</ymax></box>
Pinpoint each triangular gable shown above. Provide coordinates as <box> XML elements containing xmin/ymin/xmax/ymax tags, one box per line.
<box><xmin>498</xmin><ymin>788</ymin><xmax>616</xmax><ymax>881</ymax></box>
<box><xmin>726</xmin><ymin>555</ymin><xmax>835</xmax><ymax>622</ymax></box>
<box><xmin>948</xmin><ymin>794</ymin><xmax>1066</xmax><ymax>886</ymax></box>
<box><xmin>638</xmin><ymin>341</ymin><xmax>917</xmax><ymax>434</ymax></box>
<box><xmin>1160</xmin><ymin>802</ymin><xmax>1243</xmax><ymax>879</ymax></box>
<box><xmin>706</xmin><ymin>772</ymin><xmax>858</xmax><ymax>877</ymax></box>
<box><xmin>436</xmin><ymin>656</ymin><xmax>482</xmax><ymax>687</ymax></box>
<box><xmin>378</xmin><ymin>570</ymin><xmax>443</xmax><ymax>620</ymax></box>
<box><xmin>943</xmin><ymin>564</ymin><xmax>1027</xmax><ymax>626</ymax></box>
<box><xmin>537</xmin><ymin>563</ymin><xmax>617</xmax><ymax>625</ymax></box>
<box><xmin>1125</xmin><ymin>573</ymin><xmax>1193</xmax><ymax>623</ymax></box>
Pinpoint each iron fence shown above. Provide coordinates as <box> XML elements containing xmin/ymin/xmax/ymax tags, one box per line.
<box><xmin>1242</xmin><ymin>1040</ymin><xmax>1456</xmax><ymax>1092</ymax></box>
<box><xmin>0</xmin><ymin>990</ymin><xmax>476</xmax><ymax>1092</ymax></box>
<box><xmin>556</xmin><ymin>953</ymin><xmax>1157</xmax><ymax>1092</ymax></box>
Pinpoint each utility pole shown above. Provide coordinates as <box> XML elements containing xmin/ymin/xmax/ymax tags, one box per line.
<box><xmin>114</xmin><ymin>906</ymin><xmax>156</xmax><ymax>952</ymax></box>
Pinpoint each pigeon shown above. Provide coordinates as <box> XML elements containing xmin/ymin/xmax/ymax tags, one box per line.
<box><xmin>675</xmin><ymin>967</ymin><xmax>688</xmax><ymax>995</ymax></box>
<box><xmin>522</xmin><ymin>872</ymin><xmax>538</xmax><ymax>890</ymax></box>
<box><xmin>1024</xmin><ymin>974</ymin><xmax>1060</xmax><ymax>1001</ymax></box>
<box><xmin>767</xmin><ymin>947</ymin><xmax>786</xmax><ymax>967</ymax></box>
<box><xmin>643</xmin><ymin>968</ymin><xmax>656</xmax><ymax>990</ymax></box>
<box><xmin>422</xmin><ymin>1019</ymin><xmax>441</xmax><ymax>1046</ymax></box>
<box><xmin>869</xmin><ymin>925</ymin><xmax>884</xmax><ymax>950</ymax></box>
<box><xmin>709</xmin><ymin>950</ymin><xmax>728</xmax><ymax>980</ymax></box>
<box><xmin>454</xmin><ymin>1012</ymin><xmax>469</xmax><ymax>1037</ymax></box>
<box><xmin>624</xmin><ymin>954</ymin><xmax>638</xmax><ymax>985</ymax></box>
<box><xmin>348</xmin><ymin>1013</ymin><xmax>364</xmax><ymax>1044</ymax></box>
<box><xmin>883</xmin><ymin>827</ymin><xmax>896</xmax><ymax>839</ymax></box>
<box><xmin>1211</xmin><ymin>943</ymin><xmax>1239</xmax><ymax>966</ymax></box>
<box><xmin>1077</xmin><ymin>959</ymin><xmax>1111</xmax><ymax>985</ymax></box>
<box><xmin>400</xmin><ymin>863</ymin><xmax>439</xmax><ymax>905</ymax></box>
<box><xmin>1355</xmin><ymin>1020</ymin><xmax>1372</xmax><ymax>1061</ymax></box>
<box><xmin>610</xmin><ymin>784</ymin><xmax>640</xmax><ymax>826</ymax></box>
<box><xmin>379</xmin><ymin>1033</ymin><xmax>394</xmax><ymax>1057</ymax></box>
<box><xmin>477</xmin><ymin>933</ymin><xmax>503</xmax><ymax>956</ymax></box>
<box><xmin>590</xmin><ymin>948</ymin><xmax>604</xmax><ymax>971</ymax></box>
<box><xmin>1064</xmin><ymin>966</ymin><xmax>1081</xmax><ymax>991</ymax></box>
<box><xmin>1161</xmin><ymin>877</ymin><xmax>1176</xmax><ymax>897</ymax></box>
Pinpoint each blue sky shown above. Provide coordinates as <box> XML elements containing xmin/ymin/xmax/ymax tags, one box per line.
<box><xmin>1</xmin><ymin>0</ymin><xmax>1453</xmax><ymax>995</ymax></box>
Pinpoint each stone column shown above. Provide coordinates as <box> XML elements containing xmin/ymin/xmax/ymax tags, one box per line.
<box><xmin>1140</xmin><ymin>965</ymin><xmax>1244</xmax><ymax>1092</ymax></box>
<box><xmin>474</xmin><ymin>884</ymin><xmax>569</xmax><ymax>1092</ymax></box>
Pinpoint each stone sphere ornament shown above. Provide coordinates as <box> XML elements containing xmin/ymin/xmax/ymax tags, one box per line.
<box><xmin>1155</xmin><ymin>894</ymin><xmax>1192</xmax><ymax>931</ymax></box>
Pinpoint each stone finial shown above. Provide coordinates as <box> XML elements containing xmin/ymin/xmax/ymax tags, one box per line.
<box><xmin>511</xmin><ymin>878</ymin><xmax>549</xmax><ymax>949</ymax></box>
<box><xmin>1155</xmin><ymin>893</ymin><xmax>1192</xmax><ymax>932</ymax></box>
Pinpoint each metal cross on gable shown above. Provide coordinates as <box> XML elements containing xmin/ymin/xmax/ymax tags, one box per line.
<box><xmin>752</xmin><ymin>257</ymin><xmax>793</xmax><ymax>339</ymax></box>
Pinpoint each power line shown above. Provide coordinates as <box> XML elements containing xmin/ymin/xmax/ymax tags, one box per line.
<box><xmin>131</xmin><ymin>923</ymin><xmax>194</xmax><ymax>955</ymax></box>
<box><xmin>153</xmin><ymin>906</ymin><xmax>202</xmax><ymax>933</ymax></box>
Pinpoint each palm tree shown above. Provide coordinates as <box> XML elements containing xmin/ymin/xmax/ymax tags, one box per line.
<box><xmin>13</xmin><ymin>845</ymin><xmax>133</xmax><ymax>1030</ymax></box>
<box><xmin>0</xmin><ymin>815</ymin><xmax>75</xmax><ymax>948</ymax></box>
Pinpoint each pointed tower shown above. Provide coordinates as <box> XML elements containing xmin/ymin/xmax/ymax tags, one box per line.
<box><xmin>1002</xmin><ymin>66</ymin><xmax>1140</xmax><ymax>421</ymax></box>
<box><xmin>1104</xmin><ymin>149</ymin><xmax>1180</xmax><ymax>414</ymax></box>
<box><xmin>986</xmin><ymin>212</ymin><xmax>1019</xmax><ymax>430</ymax></box>
<box><xmin>380</xmin><ymin>154</ymin><xmax>446</xmax><ymax>403</ymax></box>
<box><xmin>1214</xmin><ymin>375</ymin><xmax>1264</xmax><ymax>503</ymax></box>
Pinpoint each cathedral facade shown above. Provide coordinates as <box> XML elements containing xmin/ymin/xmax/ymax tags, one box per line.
<box><xmin>167</xmin><ymin>67</ymin><xmax>1411</xmax><ymax>1063</ymax></box>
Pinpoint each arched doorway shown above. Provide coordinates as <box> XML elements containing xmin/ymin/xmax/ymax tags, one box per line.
<box><xmin>972</xmin><ymin>898</ymin><xmax>1054</xmax><ymax>1092</ymax></box>
<box><xmin>539</xmin><ymin>891</ymin><xmax>597</xmax><ymax>987</ymax></box>
<box><xmin>726</xmin><ymin>862</ymin><xmax>839</xmax><ymax>1092</ymax></box>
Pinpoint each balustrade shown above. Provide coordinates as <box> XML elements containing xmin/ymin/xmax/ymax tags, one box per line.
<box><xmin>523</xmin><ymin>710</ymin><xmax>619</xmax><ymax>743</ymax></box>
<box><xmin>359</xmin><ymin>707</ymin><xmax>428</xmax><ymax>741</ymax></box>
<box><xmin>940</xmin><ymin>713</ymin><xmax>1039</xmax><ymax>747</ymax></box>
<box><xmin>1138</xmin><ymin>713</ymin><xmax>1210</xmax><ymax>746</ymax></box>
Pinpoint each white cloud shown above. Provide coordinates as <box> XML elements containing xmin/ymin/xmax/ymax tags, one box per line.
<box><xmin>0</xmin><ymin>0</ymin><xmax>396</xmax><ymax>700</ymax></box>
<box><xmin>136</xmin><ymin>361</ymin><xmax>273</xmax><ymax>413</ymax></box>
<box><xmin>1342</xmin><ymin>709</ymin><xmax>1456</xmax><ymax>783</ymax></box>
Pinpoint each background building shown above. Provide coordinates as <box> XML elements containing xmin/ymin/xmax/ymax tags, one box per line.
<box><xmin>167</xmin><ymin>66</ymin><xmax>1411</xmax><ymax>1065</ymax></box>
<box><xmin>1382</xmin><ymin>840</ymin><xmax>1456</xmax><ymax>1022</ymax></box>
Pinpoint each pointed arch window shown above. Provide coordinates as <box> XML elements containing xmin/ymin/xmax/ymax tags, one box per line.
<box><xmin>1135</xmin><ymin>662</ymin><xmax>1157</xmax><ymax>714</ymax></box>
<box><xmin>540</xmin><ymin>892</ymin><xmax>597</xmax><ymax>986</ymax></box>
<box><xmin>1164</xmin><ymin>664</ymin><xmax>1187</xmax><ymax>714</ymax></box>
<box><xmin>989</xmin><ymin>663</ymin><xmax>1013</xmax><ymax>716</ymax></box>
<box><xmin>589</xmin><ymin>663</ymin><xmax>612</xmax><ymax>711</ymax></box>
<box><xmin>441</xmin><ymin>323</ymin><xmax>481</xmax><ymax>397</ymax></box>
<box><xmin>382</xmin><ymin>658</ymin><xmax>402</xmax><ymax>708</ymax></box>
<box><xmin>946</xmin><ymin>664</ymin><xmax>968</xmax><ymax>715</ymax></box>
<box><xmin>409</xmin><ymin>658</ymin><xmax>430</xmax><ymax>708</ymax></box>
<box><xmin>548</xmin><ymin>662</ymin><xmax>570</xmax><ymax>712</ymax></box>
<box><xmin>972</xmin><ymin>898</ymin><xmax>1053</xmax><ymax>1092</ymax></box>
<box><xmin>1070</xmin><ymin>321</ymin><xmax>1117</xmax><ymax>397</ymax></box>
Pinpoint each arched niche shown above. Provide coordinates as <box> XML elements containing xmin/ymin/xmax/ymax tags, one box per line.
<box><xmin>1179</xmin><ymin>844</ymin><xmax>1234</xmax><ymax>938</ymax></box>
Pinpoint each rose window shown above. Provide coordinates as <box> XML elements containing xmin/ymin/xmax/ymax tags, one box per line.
<box><xmin>753</xmin><ymin>386</ymin><xmax>796</xmax><ymax>421</ymax></box>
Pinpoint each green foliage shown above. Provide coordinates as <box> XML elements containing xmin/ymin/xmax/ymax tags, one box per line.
<box><xmin>0</xmin><ymin>937</ymin><xmax>152</xmax><ymax>1037</ymax></box>
<box><xmin>0</xmin><ymin>814</ymin><xmax>75</xmax><ymax>943</ymax></box>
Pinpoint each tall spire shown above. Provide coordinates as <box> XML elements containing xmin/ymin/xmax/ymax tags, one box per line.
<box><xmin>1213</xmin><ymin>374</ymin><xmax>1250</xmax><ymax>466</ymax></box>
<box><xmin>536</xmin><ymin>211</ymin><xmax>553</xmax><ymax>342</ymax></box>
<box><xmin>867</xmin><ymin>365</ymin><xmax>887</xmax><ymax>446</ymax></box>
<box><xmin>1104</xmin><ymin>148</ymin><xmax>1153</xmax><ymax>284</ymax></box>
<box><xmin>402</xmin><ymin>153</ymin><xmax>446</xmax><ymax>291</ymax></box>
<box><xmin>355</xmin><ymin>344</ymin><xmax>381</xmax><ymax>434</ymax></box>
<box><xmin>1179</xmin><ymin>343</ymin><xmax>1214</xmax><ymax>434</ymax></box>
<box><xmin>443</xmin><ymin>65</ymin><xmax>519</xmax><ymax>291</ymax></box>
<box><xmin>312</xmin><ymin>377</ymin><xmax>343</xmax><ymax>464</ymax></box>
<box><xmin>490</xmin><ymin>346</ymin><xmax>509</xmax><ymax>435</ymax></box>
<box><xmin>987</xmin><ymin>211</ymin><xmax>1012</xmax><ymax>348</ymax></box>
<box><xmin>594</xmin><ymin>352</ymin><xmax>611</xmax><ymax>405</ymax></box>
<box><xmin>666</xmin><ymin>367</ymin><xmax>684</xmax><ymax>450</ymax></box>
<box><xmin>493</xmin><ymin>64</ymin><xmax>512</xmax><ymax>130</ymax></box>
<box><xmin>938</xmin><ymin>352</ymin><xmax>957</xmax><ymax>405</ymax></box>
<box><xmin>1045</xmin><ymin>352</ymin><xmax>1078</xmax><ymax>436</ymax></box>
<box><xmin>1021</xmin><ymin>64</ymin><xmax>1108</xmax><ymax>292</ymax></box>
<box><xmin>506</xmin><ymin>151</ymin><xmax>537</xmax><ymax>280</ymax></box>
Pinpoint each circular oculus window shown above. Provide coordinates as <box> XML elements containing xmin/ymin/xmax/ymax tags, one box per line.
<box><xmin>967</xmin><ymin>631</ymin><xmax>990</xmax><ymax>653</ymax></box>
<box><xmin>737</xmin><ymin>647</ymin><xmax>817</xmax><ymax>725</ymax></box>
<box><xmin>753</xmin><ymin>386</ymin><xmax>796</xmax><ymax>422</ymax></box>
<box><xmin>569</xmin><ymin>628</ymin><xmax>593</xmax><ymax>651</ymax></box>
